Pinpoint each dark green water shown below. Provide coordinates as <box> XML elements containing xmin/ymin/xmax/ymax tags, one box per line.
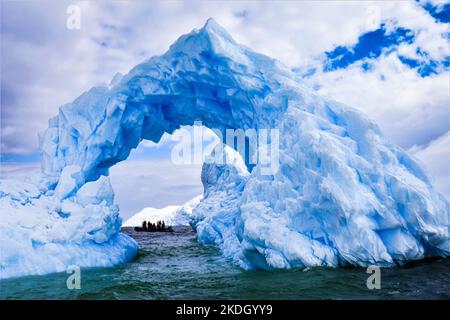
<box><xmin>1</xmin><ymin>227</ymin><xmax>449</xmax><ymax>299</ymax></box>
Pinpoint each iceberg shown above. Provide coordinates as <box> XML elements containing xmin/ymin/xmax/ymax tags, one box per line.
<box><xmin>1</xmin><ymin>19</ymin><xmax>449</xmax><ymax>278</ymax></box>
<box><xmin>0</xmin><ymin>177</ymin><xmax>137</xmax><ymax>279</ymax></box>
<box><xmin>123</xmin><ymin>195</ymin><xmax>202</xmax><ymax>227</ymax></box>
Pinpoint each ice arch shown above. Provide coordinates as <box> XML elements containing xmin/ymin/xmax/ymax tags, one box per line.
<box><xmin>1</xmin><ymin>19</ymin><xmax>448</xmax><ymax>278</ymax></box>
<box><xmin>40</xmin><ymin>19</ymin><xmax>285</xmax><ymax>195</ymax></box>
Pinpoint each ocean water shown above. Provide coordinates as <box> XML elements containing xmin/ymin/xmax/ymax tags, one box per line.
<box><xmin>1</xmin><ymin>226</ymin><xmax>449</xmax><ymax>300</ymax></box>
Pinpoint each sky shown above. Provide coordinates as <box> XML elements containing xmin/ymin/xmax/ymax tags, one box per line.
<box><xmin>1</xmin><ymin>0</ymin><xmax>449</xmax><ymax>219</ymax></box>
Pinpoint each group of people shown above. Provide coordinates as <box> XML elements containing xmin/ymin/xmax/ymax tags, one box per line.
<box><xmin>141</xmin><ymin>220</ymin><xmax>167</xmax><ymax>231</ymax></box>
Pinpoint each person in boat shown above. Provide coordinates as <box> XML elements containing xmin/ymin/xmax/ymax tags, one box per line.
<box><xmin>161</xmin><ymin>221</ymin><xmax>166</xmax><ymax>231</ymax></box>
<box><xmin>142</xmin><ymin>220</ymin><xmax>147</xmax><ymax>230</ymax></box>
<box><xmin>156</xmin><ymin>221</ymin><xmax>162</xmax><ymax>231</ymax></box>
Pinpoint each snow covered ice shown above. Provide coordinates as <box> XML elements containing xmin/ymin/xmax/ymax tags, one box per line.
<box><xmin>1</xmin><ymin>19</ymin><xmax>449</xmax><ymax>278</ymax></box>
<box><xmin>0</xmin><ymin>177</ymin><xmax>137</xmax><ymax>278</ymax></box>
<box><xmin>123</xmin><ymin>195</ymin><xmax>202</xmax><ymax>227</ymax></box>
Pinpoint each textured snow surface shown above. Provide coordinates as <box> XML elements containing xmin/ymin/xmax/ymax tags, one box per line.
<box><xmin>123</xmin><ymin>195</ymin><xmax>202</xmax><ymax>227</ymax></box>
<box><xmin>1</xmin><ymin>19</ymin><xmax>449</xmax><ymax>278</ymax></box>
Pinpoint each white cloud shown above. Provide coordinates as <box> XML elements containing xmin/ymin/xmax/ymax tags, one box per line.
<box><xmin>108</xmin><ymin>158</ymin><xmax>202</xmax><ymax>219</ymax></box>
<box><xmin>409</xmin><ymin>131</ymin><xmax>450</xmax><ymax>198</ymax></box>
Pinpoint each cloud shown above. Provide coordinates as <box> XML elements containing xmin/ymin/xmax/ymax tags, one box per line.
<box><xmin>108</xmin><ymin>157</ymin><xmax>203</xmax><ymax>219</ymax></box>
<box><xmin>409</xmin><ymin>131</ymin><xmax>450</xmax><ymax>198</ymax></box>
<box><xmin>297</xmin><ymin>1</ymin><xmax>449</xmax><ymax>149</ymax></box>
<box><xmin>0</xmin><ymin>162</ymin><xmax>41</xmax><ymax>181</ymax></box>
<box><xmin>1</xmin><ymin>0</ymin><xmax>121</xmax><ymax>154</ymax></box>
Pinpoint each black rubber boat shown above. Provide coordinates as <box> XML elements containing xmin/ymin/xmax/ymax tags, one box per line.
<box><xmin>134</xmin><ymin>226</ymin><xmax>174</xmax><ymax>232</ymax></box>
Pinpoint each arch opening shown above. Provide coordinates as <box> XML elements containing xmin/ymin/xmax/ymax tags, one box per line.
<box><xmin>108</xmin><ymin>124</ymin><xmax>249</xmax><ymax>222</ymax></box>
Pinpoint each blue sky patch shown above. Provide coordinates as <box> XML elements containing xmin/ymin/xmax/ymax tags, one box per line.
<box><xmin>398</xmin><ymin>48</ymin><xmax>448</xmax><ymax>77</ymax></box>
<box><xmin>361</xmin><ymin>61</ymin><xmax>373</xmax><ymax>71</ymax></box>
<box><xmin>421</xmin><ymin>2</ymin><xmax>450</xmax><ymax>24</ymax></box>
<box><xmin>398</xmin><ymin>55</ymin><xmax>439</xmax><ymax>77</ymax></box>
<box><xmin>323</xmin><ymin>24</ymin><xmax>415</xmax><ymax>72</ymax></box>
